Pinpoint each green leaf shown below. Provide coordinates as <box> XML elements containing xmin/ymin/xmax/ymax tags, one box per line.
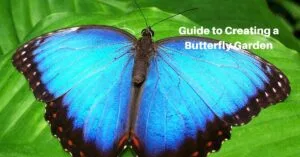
<box><xmin>0</xmin><ymin>0</ymin><xmax>128</xmax><ymax>55</ymax></box>
<box><xmin>267</xmin><ymin>0</ymin><xmax>300</xmax><ymax>47</ymax></box>
<box><xmin>0</xmin><ymin>1</ymin><xmax>299</xmax><ymax>157</ymax></box>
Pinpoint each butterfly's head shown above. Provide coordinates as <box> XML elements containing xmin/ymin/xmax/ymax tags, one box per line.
<box><xmin>141</xmin><ymin>27</ymin><xmax>154</xmax><ymax>37</ymax></box>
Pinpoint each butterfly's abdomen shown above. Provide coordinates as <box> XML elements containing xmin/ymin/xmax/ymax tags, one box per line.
<box><xmin>133</xmin><ymin>59</ymin><xmax>149</xmax><ymax>84</ymax></box>
<box><xmin>132</xmin><ymin>36</ymin><xmax>154</xmax><ymax>85</ymax></box>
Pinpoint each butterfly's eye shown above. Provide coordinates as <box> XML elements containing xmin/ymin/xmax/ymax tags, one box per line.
<box><xmin>141</xmin><ymin>28</ymin><xmax>155</xmax><ymax>37</ymax></box>
<box><xmin>141</xmin><ymin>29</ymin><xmax>146</xmax><ymax>35</ymax></box>
<box><xmin>149</xmin><ymin>28</ymin><xmax>154</xmax><ymax>37</ymax></box>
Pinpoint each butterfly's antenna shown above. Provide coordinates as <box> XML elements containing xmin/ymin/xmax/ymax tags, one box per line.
<box><xmin>150</xmin><ymin>8</ymin><xmax>198</xmax><ymax>28</ymax></box>
<box><xmin>134</xmin><ymin>0</ymin><xmax>149</xmax><ymax>27</ymax></box>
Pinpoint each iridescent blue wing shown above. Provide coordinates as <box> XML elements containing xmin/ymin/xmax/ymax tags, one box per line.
<box><xmin>133</xmin><ymin>37</ymin><xmax>290</xmax><ymax>157</ymax></box>
<box><xmin>13</xmin><ymin>26</ymin><xmax>136</xmax><ymax>157</ymax></box>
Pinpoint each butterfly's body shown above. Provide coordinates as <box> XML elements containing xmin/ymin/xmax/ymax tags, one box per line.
<box><xmin>129</xmin><ymin>28</ymin><xmax>156</xmax><ymax>148</ymax></box>
<box><xmin>13</xmin><ymin>25</ymin><xmax>290</xmax><ymax>157</ymax></box>
<box><xmin>132</xmin><ymin>28</ymin><xmax>155</xmax><ymax>85</ymax></box>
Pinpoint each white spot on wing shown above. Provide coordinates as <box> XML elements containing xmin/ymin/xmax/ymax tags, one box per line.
<box><xmin>278</xmin><ymin>81</ymin><xmax>282</xmax><ymax>87</ymax></box>
<box><xmin>265</xmin><ymin>92</ymin><xmax>269</xmax><ymax>97</ymax></box>
<box><xmin>22</xmin><ymin>58</ymin><xmax>27</xmax><ymax>62</ymax></box>
<box><xmin>235</xmin><ymin>115</ymin><xmax>240</xmax><ymax>119</ymax></box>
<box><xmin>21</xmin><ymin>51</ymin><xmax>26</xmax><ymax>55</ymax></box>
<box><xmin>36</xmin><ymin>82</ymin><xmax>40</xmax><ymax>86</ymax></box>
<box><xmin>246</xmin><ymin>107</ymin><xmax>250</xmax><ymax>112</ymax></box>
<box><xmin>256</xmin><ymin>98</ymin><xmax>260</xmax><ymax>103</ymax></box>
<box><xmin>279</xmin><ymin>74</ymin><xmax>283</xmax><ymax>79</ymax></box>
<box><xmin>272</xmin><ymin>88</ymin><xmax>277</xmax><ymax>93</ymax></box>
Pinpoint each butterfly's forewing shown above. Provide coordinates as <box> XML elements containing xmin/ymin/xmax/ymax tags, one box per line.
<box><xmin>133</xmin><ymin>58</ymin><xmax>231</xmax><ymax>157</ymax></box>
<box><xmin>132</xmin><ymin>37</ymin><xmax>290</xmax><ymax>157</ymax></box>
<box><xmin>13</xmin><ymin>26</ymin><xmax>136</xmax><ymax>156</ymax></box>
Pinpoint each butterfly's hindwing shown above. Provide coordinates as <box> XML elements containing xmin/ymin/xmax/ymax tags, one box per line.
<box><xmin>133</xmin><ymin>57</ymin><xmax>232</xmax><ymax>157</ymax></box>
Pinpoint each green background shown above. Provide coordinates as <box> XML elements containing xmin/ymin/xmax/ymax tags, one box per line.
<box><xmin>0</xmin><ymin>0</ymin><xmax>299</xmax><ymax>157</ymax></box>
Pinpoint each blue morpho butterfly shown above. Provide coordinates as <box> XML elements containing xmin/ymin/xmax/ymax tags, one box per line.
<box><xmin>12</xmin><ymin>10</ymin><xmax>290</xmax><ymax>157</ymax></box>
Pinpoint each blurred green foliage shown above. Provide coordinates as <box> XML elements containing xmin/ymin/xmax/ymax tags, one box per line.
<box><xmin>267</xmin><ymin>0</ymin><xmax>300</xmax><ymax>41</ymax></box>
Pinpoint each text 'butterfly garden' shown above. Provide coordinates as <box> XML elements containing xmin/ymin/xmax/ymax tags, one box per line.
<box><xmin>12</xmin><ymin>8</ymin><xmax>290</xmax><ymax>157</ymax></box>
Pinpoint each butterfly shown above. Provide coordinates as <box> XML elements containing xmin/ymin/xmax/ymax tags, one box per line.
<box><xmin>12</xmin><ymin>24</ymin><xmax>290</xmax><ymax>157</ymax></box>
